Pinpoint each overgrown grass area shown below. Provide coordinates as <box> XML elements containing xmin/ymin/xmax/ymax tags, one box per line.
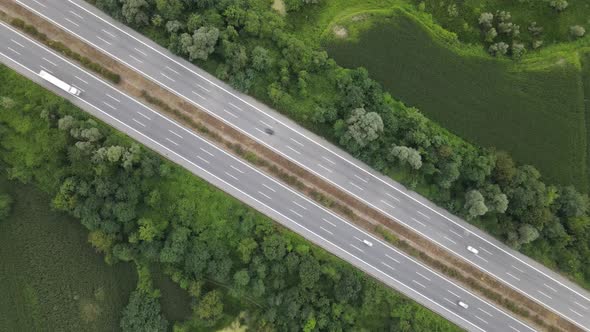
<box><xmin>323</xmin><ymin>9</ymin><xmax>588</xmax><ymax>188</ymax></box>
<box><xmin>0</xmin><ymin>174</ymin><xmax>136</xmax><ymax>332</ymax></box>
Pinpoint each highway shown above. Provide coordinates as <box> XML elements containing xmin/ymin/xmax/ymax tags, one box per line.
<box><xmin>0</xmin><ymin>17</ymin><xmax>537</xmax><ymax>332</ymax></box>
<box><xmin>15</xmin><ymin>0</ymin><xmax>590</xmax><ymax>330</ymax></box>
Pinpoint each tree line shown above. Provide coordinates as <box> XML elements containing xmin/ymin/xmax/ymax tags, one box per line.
<box><xmin>0</xmin><ymin>65</ymin><xmax>459</xmax><ymax>330</ymax></box>
<box><xmin>90</xmin><ymin>0</ymin><xmax>590</xmax><ymax>287</ymax></box>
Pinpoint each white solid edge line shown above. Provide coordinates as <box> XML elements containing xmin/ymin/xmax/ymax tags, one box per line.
<box><xmin>0</xmin><ymin>22</ymin><xmax>517</xmax><ymax>332</ymax></box>
<box><xmin>61</xmin><ymin>0</ymin><xmax>590</xmax><ymax>313</ymax></box>
<box><xmin>32</xmin><ymin>3</ymin><xmax>575</xmax><ymax>325</ymax></box>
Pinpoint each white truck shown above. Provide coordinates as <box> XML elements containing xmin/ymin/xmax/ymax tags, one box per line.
<box><xmin>39</xmin><ymin>70</ymin><xmax>81</xmax><ymax>96</ymax></box>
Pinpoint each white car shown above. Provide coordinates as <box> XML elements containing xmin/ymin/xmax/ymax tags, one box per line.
<box><xmin>467</xmin><ymin>245</ymin><xmax>479</xmax><ymax>254</ymax></box>
<box><xmin>458</xmin><ymin>300</ymin><xmax>469</xmax><ymax>309</ymax></box>
<box><xmin>363</xmin><ymin>239</ymin><xmax>373</xmax><ymax>247</ymax></box>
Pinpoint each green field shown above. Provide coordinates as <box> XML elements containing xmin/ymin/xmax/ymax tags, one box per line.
<box><xmin>0</xmin><ymin>175</ymin><xmax>136</xmax><ymax>332</ymax></box>
<box><xmin>323</xmin><ymin>9</ymin><xmax>588</xmax><ymax>188</ymax></box>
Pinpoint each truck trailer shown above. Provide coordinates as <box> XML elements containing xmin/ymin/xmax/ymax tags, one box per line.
<box><xmin>39</xmin><ymin>70</ymin><xmax>81</xmax><ymax>96</ymax></box>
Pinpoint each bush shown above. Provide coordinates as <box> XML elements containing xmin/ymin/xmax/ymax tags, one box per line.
<box><xmin>0</xmin><ymin>194</ymin><xmax>12</xmax><ymax>221</ymax></box>
<box><xmin>550</xmin><ymin>0</ymin><xmax>568</xmax><ymax>12</ymax></box>
<box><xmin>570</xmin><ymin>25</ymin><xmax>586</xmax><ymax>38</ymax></box>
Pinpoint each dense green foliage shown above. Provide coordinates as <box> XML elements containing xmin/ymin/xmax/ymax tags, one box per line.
<box><xmin>120</xmin><ymin>289</ymin><xmax>168</xmax><ymax>332</ymax></box>
<box><xmin>0</xmin><ymin>65</ymin><xmax>459</xmax><ymax>330</ymax></box>
<box><xmin>88</xmin><ymin>0</ymin><xmax>590</xmax><ymax>287</ymax></box>
<box><xmin>0</xmin><ymin>174</ymin><xmax>136</xmax><ymax>331</ymax></box>
<box><xmin>324</xmin><ymin>11</ymin><xmax>587</xmax><ymax>189</ymax></box>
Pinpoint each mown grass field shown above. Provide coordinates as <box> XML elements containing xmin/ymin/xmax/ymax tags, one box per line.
<box><xmin>0</xmin><ymin>174</ymin><xmax>137</xmax><ymax>332</ymax></box>
<box><xmin>321</xmin><ymin>9</ymin><xmax>588</xmax><ymax>188</ymax></box>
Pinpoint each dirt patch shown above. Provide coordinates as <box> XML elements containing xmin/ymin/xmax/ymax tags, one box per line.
<box><xmin>332</xmin><ymin>25</ymin><xmax>349</xmax><ymax>39</ymax></box>
<box><xmin>0</xmin><ymin>3</ymin><xmax>581</xmax><ymax>331</ymax></box>
<box><xmin>271</xmin><ymin>0</ymin><xmax>286</xmax><ymax>16</ymax></box>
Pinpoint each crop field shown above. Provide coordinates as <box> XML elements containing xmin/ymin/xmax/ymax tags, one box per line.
<box><xmin>322</xmin><ymin>10</ymin><xmax>588</xmax><ymax>188</ymax></box>
<box><xmin>0</xmin><ymin>175</ymin><xmax>137</xmax><ymax>332</ymax></box>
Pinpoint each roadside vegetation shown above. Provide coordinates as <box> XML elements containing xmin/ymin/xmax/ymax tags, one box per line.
<box><xmin>89</xmin><ymin>0</ymin><xmax>590</xmax><ymax>289</ymax></box>
<box><xmin>0</xmin><ymin>64</ymin><xmax>459</xmax><ymax>330</ymax></box>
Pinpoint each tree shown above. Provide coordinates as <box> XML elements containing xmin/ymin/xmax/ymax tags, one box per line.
<box><xmin>555</xmin><ymin>186</ymin><xmax>588</xmax><ymax>218</ymax></box>
<box><xmin>488</xmin><ymin>42</ymin><xmax>509</xmax><ymax>56</ymax></box>
<box><xmin>155</xmin><ymin>0</ymin><xmax>183</xmax><ymax>20</ymax></box>
<box><xmin>251</xmin><ymin>46</ymin><xmax>273</xmax><ymax>72</ymax></box>
<box><xmin>159</xmin><ymin>226</ymin><xmax>191</xmax><ymax>263</ymax></box>
<box><xmin>339</xmin><ymin>108</ymin><xmax>383</xmax><ymax>153</ymax></box>
<box><xmin>138</xmin><ymin>218</ymin><xmax>161</xmax><ymax>242</ymax></box>
<box><xmin>181</xmin><ymin>27</ymin><xmax>220</xmax><ymax>61</ymax></box>
<box><xmin>121</xmin><ymin>0</ymin><xmax>150</xmax><ymax>27</ymax></box>
<box><xmin>390</xmin><ymin>146</ymin><xmax>422</xmax><ymax>170</ymax></box>
<box><xmin>233</xmin><ymin>269</ymin><xmax>250</xmax><ymax>288</ymax></box>
<box><xmin>570</xmin><ymin>25</ymin><xmax>586</xmax><ymax>38</ymax></box>
<box><xmin>311</xmin><ymin>104</ymin><xmax>337</xmax><ymax>124</ymax></box>
<box><xmin>528</xmin><ymin>22</ymin><xmax>544</xmax><ymax>37</ymax></box>
<box><xmin>461</xmin><ymin>153</ymin><xmax>494</xmax><ymax>186</ymax></box>
<box><xmin>464</xmin><ymin>190</ymin><xmax>488</xmax><ymax>219</ymax></box>
<box><xmin>493</xmin><ymin>150</ymin><xmax>516</xmax><ymax>185</ymax></box>
<box><xmin>299</xmin><ymin>255</ymin><xmax>321</xmax><ymax>289</ymax></box>
<box><xmin>0</xmin><ymin>194</ymin><xmax>13</xmax><ymax>221</ymax></box>
<box><xmin>518</xmin><ymin>224</ymin><xmax>539</xmax><ymax>245</ymax></box>
<box><xmin>120</xmin><ymin>290</ymin><xmax>168</xmax><ymax>332</ymax></box>
<box><xmin>485</xmin><ymin>28</ymin><xmax>498</xmax><ymax>42</ymax></box>
<box><xmin>165</xmin><ymin>20</ymin><xmax>183</xmax><ymax>34</ymax></box>
<box><xmin>478</xmin><ymin>12</ymin><xmax>494</xmax><ymax>29</ymax></box>
<box><xmin>186</xmin><ymin>13</ymin><xmax>202</xmax><ymax>32</ymax></box>
<box><xmin>482</xmin><ymin>185</ymin><xmax>509</xmax><ymax>214</ymax></box>
<box><xmin>195</xmin><ymin>290</ymin><xmax>224</xmax><ymax>325</ymax></box>
<box><xmin>511</xmin><ymin>42</ymin><xmax>526</xmax><ymax>60</ymax></box>
<box><xmin>550</xmin><ymin>0</ymin><xmax>568</xmax><ymax>12</ymax></box>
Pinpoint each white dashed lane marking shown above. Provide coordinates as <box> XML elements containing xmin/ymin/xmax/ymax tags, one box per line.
<box><xmin>69</xmin><ymin>10</ymin><xmax>84</xmax><ymax>19</ymax></box>
<box><xmin>199</xmin><ymin>147</ymin><xmax>214</xmax><ymax>157</ymax></box>
<box><xmin>168</xmin><ymin>130</ymin><xmax>183</xmax><ymax>139</ymax></box>
<box><xmin>411</xmin><ymin>217</ymin><xmax>426</xmax><ymax>227</ymax></box>
<box><xmin>7</xmin><ymin>47</ymin><xmax>21</xmax><ymax>55</ymax></box>
<box><xmin>95</xmin><ymin>35</ymin><xmax>112</xmax><ymax>45</ymax></box>
<box><xmin>137</xmin><ymin>111</ymin><xmax>151</xmax><ymax>121</ymax></box>
<box><xmin>64</xmin><ymin>17</ymin><xmax>79</xmax><ymax>27</ymax></box>
<box><xmin>165</xmin><ymin>138</ymin><xmax>179</xmax><ymax>146</ymax></box>
<box><xmin>322</xmin><ymin>218</ymin><xmax>336</xmax><ymax>227</ymax></box>
<box><xmin>132</xmin><ymin>118</ymin><xmax>145</xmax><ymax>127</ymax></box>
<box><xmin>75</xmin><ymin>76</ymin><xmax>88</xmax><ymax>84</ymax></box>
<box><xmin>10</xmin><ymin>39</ymin><xmax>24</xmax><ymax>48</ymax></box>
<box><xmin>134</xmin><ymin>47</ymin><xmax>147</xmax><ymax>56</ymax></box>
<box><xmin>417</xmin><ymin>211</ymin><xmax>431</xmax><ymax>219</ymax></box>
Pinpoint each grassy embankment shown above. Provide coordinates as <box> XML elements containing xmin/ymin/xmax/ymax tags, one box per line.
<box><xmin>0</xmin><ymin>174</ymin><xmax>136</xmax><ymax>332</ymax></box>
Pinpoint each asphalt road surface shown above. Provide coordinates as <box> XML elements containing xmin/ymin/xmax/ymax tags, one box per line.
<box><xmin>11</xmin><ymin>0</ymin><xmax>590</xmax><ymax>330</ymax></box>
<box><xmin>0</xmin><ymin>19</ymin><xmax>538</xmax><ymax>332</ymax></box>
